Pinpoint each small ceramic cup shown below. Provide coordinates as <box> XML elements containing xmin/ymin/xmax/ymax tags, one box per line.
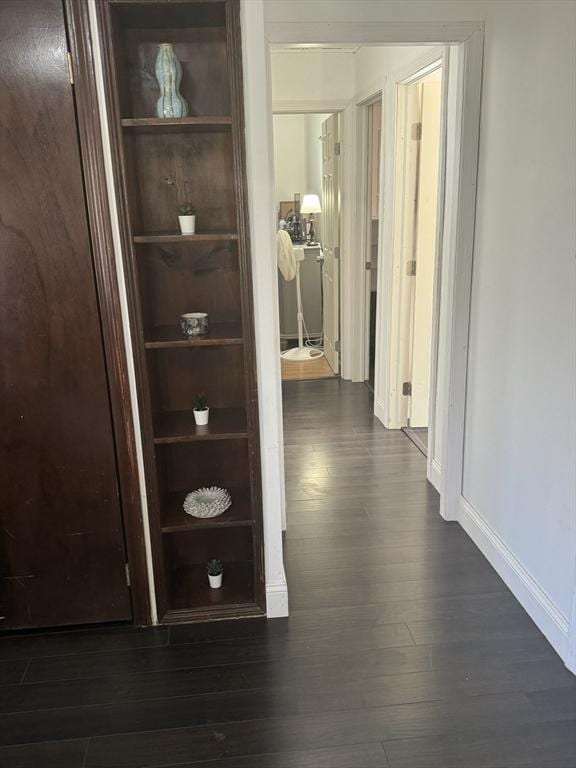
<box><xmin>180</xmin><ymin>312</ymin><xmax>208</xmax><ymax>336</ymax></box>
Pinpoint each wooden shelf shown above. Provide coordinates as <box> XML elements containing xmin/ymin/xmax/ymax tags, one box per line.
<box><xmin>153</xmin><ymin>407</ymin><xmax>247</xmax><ymax>444</ymax></box>
<box><xmin>167</xmin><ymin>562</ymin><xmax>255</xmax><ymax>612</ymax></box>
<box><xmin>160</xmin><ymin>488</ymin><xmax>252</xmax><ymax>532</ymax></box>
<box><xmin>134</xmin><ymin>232</ymin><xmax>238</xmax><ymax>244</ymax></box>
<box><xmin>122</xmin><ymin>116</ymin><xmax>232</xmax><ymax>131</ymax></box>
<box><xmin>144</xmin><ymin>323</ymin><xmax>243</xmax><ymax>349</ymax></box>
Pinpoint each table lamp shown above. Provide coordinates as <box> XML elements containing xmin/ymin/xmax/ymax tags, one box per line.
<box><xmin>300</xmin><ymin>194</ymin><xmax>322</xmax><ymax>244</ymax></box>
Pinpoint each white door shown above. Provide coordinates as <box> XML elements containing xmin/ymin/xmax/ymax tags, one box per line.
<box><xmin>408</xmin><ymin>76</ymin><xmax>443</xmax><ymax>427</ymax></box>
<box><xmin>321</xmin><ymin>114</ymin><xmax>341</xmax><ymax>374</ymax></box>
<box><xmin>377</xmin><ymin>64</ymin><xmax>443</xmax><ymax>431</ymax></box>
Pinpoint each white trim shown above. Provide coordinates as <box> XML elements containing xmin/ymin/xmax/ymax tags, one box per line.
<box><xmin>265</xmin><ymin>21</ymin><xmax>484</xmax><ymax>46</ymax></box>
<box><xmin>426</xmin><ymin>46</ymin><xmax>450</xmax><ymax>488</ymax></box>
<box><xmin>340</xmin><ymin>103</ymin><xmax>359</xmax><ymax>381</ymax></box>
<box><xmin>88</xmin><ymin>0</ymin><xmax>157</xmax><ymax>625</ymax></box>
<box><xmin>428</xmin><ymin>458</ymin><xmax>442</xmax><ymax>493</ymax></box>
<box><xmin>440</xmin><ymin>29</ymin><xmax>484</xmax><ymax>522</ymax></box>
<box><xmin>241</xmin><ymin>1</ymin><xmax>289</xmax><ymax>616</ymax></box>
<box><xmin>272</xmin><ymin>99</ymin><xmax>350</xmax><ymax>113</ymax></box>
<box><xmin>266</xmin><ymin>577</ymin><xmax>290</xmax><ymax>618</ymax></box>
<box><xmin>459</xmin><ymin>495</ymin><xmax>572</xmax><ymax>667</ymax></box>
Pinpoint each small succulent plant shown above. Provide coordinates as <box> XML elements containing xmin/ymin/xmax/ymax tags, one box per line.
<box><xmin>194</xmin><ymin>392</ymin><xmax>208</xmax><ymax>411</ymax></box>
<box><xmin>207</xmin><ymin>559</ymin><xmax>223</xmax><ymax>576</ymax></box>
<box><xmin>178</xmin><ymin>201</ymin><xmax>196</xmax><ymax>216</ymax></box>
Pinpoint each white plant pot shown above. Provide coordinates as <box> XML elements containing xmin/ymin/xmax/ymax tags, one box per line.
<box><xmin>178</xmin><ymin>214</ymin><xmax>196</xmax><ymax>235</ymax></box>
<box><xmin>208</xmin><ymin>572</ymin><xmax>222</xmax><ymax>589</ymax></box>
<box><xmin>193</xmin><ymin>408</ymin><xmax>209</xmax><ymax>426</ymax></box>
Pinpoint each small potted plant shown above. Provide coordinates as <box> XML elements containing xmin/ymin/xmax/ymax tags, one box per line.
<box><xmin>207</xmin><ymin>559</ymin><xmax>223</xmax><ymax>589</ymax></box>
<box><xmin>178</xmin><ymin>202</ymin><xmax>196</xmax><ymax>235</ymax></box>
<box><xmin>193</xmin><ymin>392</ymin><xmax>209</xmax><ymax>425</ymax></box>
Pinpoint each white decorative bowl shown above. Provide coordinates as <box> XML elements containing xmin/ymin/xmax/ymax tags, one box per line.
<box><xmin>183</xmin><ymin>487</ymin><xmax>232</xmax><ymax>518</ymax></box>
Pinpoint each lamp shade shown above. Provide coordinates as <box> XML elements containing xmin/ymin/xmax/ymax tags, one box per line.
<box><xmin>300</xmin><ymin>193</ymin><xmax>321</xmax><ymax>214</ymax></box>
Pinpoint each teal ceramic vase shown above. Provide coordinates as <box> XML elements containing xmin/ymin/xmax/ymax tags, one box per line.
<box><xmin>155</xmin><ymin>43</ymin><xmax>188</xmax><ymax>118</ymax></box>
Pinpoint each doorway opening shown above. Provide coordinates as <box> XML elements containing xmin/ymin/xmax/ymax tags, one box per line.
<box><xmin>270</xmin><ymin>44</ymin><xmax>451</xmax><ymax>539</ymax></box>
<box><xmin>273</xmin><ymin>110</ymin><xmax>341</xmax><ymax>382</ymax></box>
<box><xmin>364</xmin><ymin>97</ymin><xmax>382</xmax><ymax>392</ymax></box>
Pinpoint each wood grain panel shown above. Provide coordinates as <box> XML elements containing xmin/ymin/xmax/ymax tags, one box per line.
<box><xmin>0</xmin><ymin>0</ymin><xmax>131</xmax><ymax>628</ymax></box>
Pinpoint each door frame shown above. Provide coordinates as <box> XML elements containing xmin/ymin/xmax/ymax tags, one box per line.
<box><xmin>66</xmin><ymin>0</ymin><xmax>154</xmax><ymax>624</ymax></box>
<box><xmin>241</xmin><ymin>9</ymin><xmax>484</xmax><ymax>611</ymax></box>
<box><xmin>374</xmin><ymin>48</ymin><xmax>448</xmax><ymax>480</ymax></box>
<box><xmin>356</xmin><ymin>93</ymin><xmax>384</xmax><ymax>385</ymax></box>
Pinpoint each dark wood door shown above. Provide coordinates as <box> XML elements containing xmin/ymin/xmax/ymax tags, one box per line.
<box><xmin>0</xmin><ymin>0</ymin><xmax>132</xmax><ymax>628</ymax></box>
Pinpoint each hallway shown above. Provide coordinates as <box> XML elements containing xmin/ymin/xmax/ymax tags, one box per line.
<box><xmin>0</xmin><ymin>380</ymin><xmax>574</xmax><ymax>767</ymax></box>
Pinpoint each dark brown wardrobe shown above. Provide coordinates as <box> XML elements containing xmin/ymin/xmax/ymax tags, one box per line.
<box><xmin>0</xmin><ymin>0</ymin><xmax>147</xmax><ymax>629</ymax></box>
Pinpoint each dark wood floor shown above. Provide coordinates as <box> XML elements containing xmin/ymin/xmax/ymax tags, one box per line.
<box><xmin>1</xmin><ymin>379</ymin><xmax>574</xmax><ymax>767</ymax></box>
<box><xmin>402</xmin><ymin>426</ymin><xmax>428</xmax><ymax>457</ymax></box>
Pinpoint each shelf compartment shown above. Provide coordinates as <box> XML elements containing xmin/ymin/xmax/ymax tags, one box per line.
<box><xmin>167</xmin><ymin>562</ymin><xmax>255</xmax><ymax>612</ymax></box>
<box><xmin>111</xmin><ymin>3</ymin><xmax>230</xmax><ymax>121</ymax></box>
<box><xmin>122</xmin><ymin>117</ymin><xmax>232</xmax><ymax>131</ymax></box>
<box><xmin>153</xmin><ymin>407</ymin><xmax>247</xmax><ymax>444</ymax></box>
<box><xmin>156</xmin><ymin>440</ymin><xmax>251</xmax><ymax>502</ymax></box>
<box><xmin>134</xmin><ymin>232</ymin><xmax>237</xmax><ymax>243</ymax></box>
<box><xmin>144</xmin><ymin>323</ymin><xmax>243</xmax><ymax>348</ymax></box>
<box><xmin>123</xmin><ymin>129</ymin><xmax>235</xmax><ymax>234</ymax></box>
<box><xmin>161</xmin><ymin>487</ymin><xmax>253</xmax><ymax>533</ymax></box>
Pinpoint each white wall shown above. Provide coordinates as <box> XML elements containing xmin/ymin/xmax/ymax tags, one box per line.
<box><xmin>272</xmin><ymin>114</ymin><xmax>307</xmax><ymax>206</ymax></box>
<box><xmin>271</xmin><ymin>50</ymin><xmax>355</xmax><ymax>106</ymax></box>
<box><xmin>261</xmin><ymin>0</ymin><xmax>576</xmax><ymax>667</ymax></box>
<box><xmin>272</xmin><ymin>112</ymin><xmax>329</xmax><ymax>239</ymax></box>
<box><xmin>354</xmin><ymin>45</ymin><xmax>433</xmax><ymax>100</ymax></box>
<box><xmin>305</xmin><ymin>113</ymin><xmax>327</xmax><ymax>198</ymax></box>
<box><xmin>462</xmin><ymin>1</ymin><xmax>576</xmax><ymax>624</ymax></box>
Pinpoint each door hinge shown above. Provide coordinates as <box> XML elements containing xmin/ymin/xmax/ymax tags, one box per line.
<box><xmin>125</xmin><ymin>563</ymin><xmax>131</xmax><ymax>587</ymax></box>
<box><xmin>335</xmin><ymin>340</ymin><xmax>341</xmax><ymax>353</ymax></box>
<box><xmin>66</xmin><ymin>51</ymin><xmax>74</xmax><ymax>85</ymax></box>
<box><xmin>334</xmin><ymin>246</ymin><xmax>340</xmax><ymax>260</ymax></box>
<box><xmin>334</xmin><ymin>141</ymin><xmax>341</xmax><ymax>156</ymax></box>
<box><xmin>402</xmin><ymin>381</ymin><xmax>412</xmax><ymax>396</ymax></box>
<box><xmin>406</xmin><ymin>260</ymin><xmax>417</xmax><ymax>277</ymax></box>
<box><xmin>411</xmin><ymin>122</ymin><xmax>422</xmax><ymax>141</ymax></box>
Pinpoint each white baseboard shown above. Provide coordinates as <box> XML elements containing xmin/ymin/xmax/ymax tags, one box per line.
<box><xmin>374</xmin><ymin>398</ymin><xmax>387</xmax><ymax>428</ymax></box>
<box><xmin>458</xmin><ymin>495</ymin><xmax>572</xmax><ymax>669</ymax></box>
<box><xmin>428</xmin><ymin>457</ymin><xmax>441</xmax><ymax>492</ymax></box>
<box><xmin>266</xmin><ymin>577</ymin><xmax>289</xmax><ymax>618</ymax></box>
<box><xmin>567</xmin><ymin>590</ymin><xmax>576</xmax><ymax>674</ymax></box>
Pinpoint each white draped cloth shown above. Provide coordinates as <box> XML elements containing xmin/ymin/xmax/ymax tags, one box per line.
<box><xmin>276</xmin><ymin>229</ymin><xmax>296</xmax><ymax>282</ymax></box>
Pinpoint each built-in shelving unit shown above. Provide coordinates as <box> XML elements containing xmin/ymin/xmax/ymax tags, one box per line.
<box><xmin>99</xmin><ymin>0</ymin><xmax>265</xmax><ymax>623</ymax></box>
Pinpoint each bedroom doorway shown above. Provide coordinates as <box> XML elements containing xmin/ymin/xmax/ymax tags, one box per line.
<box><xmin>273</xmin><ymin>110</ymin><xmax>342</xmax><ymax>381</ymax></box>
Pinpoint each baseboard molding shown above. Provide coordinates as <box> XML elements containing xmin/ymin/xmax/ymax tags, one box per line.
<box><xmin>374</xmin><ymin>398</ymin><xmax>387</xmax><ymax>428</ymax></box>
<box><xmin>567</xmin><ymin>590</ymin><xmax>576</xmax><ymax>674</ymax></box>
<box><xmin>428</xmin><ymin>457</ymin><xmax>441</xmax><ymax>492</ymax></box>
<box><xmin>266</xmin><ymin>576</ymin><xmax>289</xmax><ymax>618</ymax></box>
<box><xmin>458</xmin><ymin>495</ymin><xmax>571</xmax><ymax>669</ymax></box>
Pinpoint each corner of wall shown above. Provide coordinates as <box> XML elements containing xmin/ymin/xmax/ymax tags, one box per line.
<box><xmin>459</xmin><ymin>495</ymin><xmax>573</xmax><ymax>672</ymax></box>
<box><xmin>240</xmin><ymin>0</ymin><xmax>289</xmax><ymax>613</ymax></box>
<box><xmin>266</xmin><ymin>571</ymin><xmax>289</xmax><ymax>618</ymax></box>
